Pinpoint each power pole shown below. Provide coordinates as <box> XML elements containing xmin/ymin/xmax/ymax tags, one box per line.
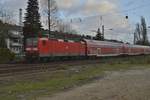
<box><xmin>48</xmin><ymin>0</ymin><xmax>51</xmax><ymax>37</ymax></box>
<box><xmin>100</xmin><ymin>16</ymin><xmax>103</xmax><ymax>28</ymax></box>
<box><xmin>134</xmin><ymin>32</ymin><xmax>136</xmax><ymax>44</ymax></box>
<box><xmin>19</xmin><ymin>8</ymin><xmax>23</xmax><ymax>54</ymax></box>
<box><xmin>100</xmin><ymin>16</ymin><xmax>104</xmax><ymax>40</ymax></box>
<box><xmin>19</xmin><ymin>9</ymin><xmax>23</xmax><ymax>26</ymax></box>
<box><xmin>134</xmin><ymin>31</ymin><xmax>138</xmax><ymax>44</ymax></box>
<box><xmin>102</xmin><ymin>25</ymin><xmax>104</xmax><ymax>40</ymax></box>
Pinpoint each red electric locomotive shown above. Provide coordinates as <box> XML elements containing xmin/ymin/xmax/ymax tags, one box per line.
<box><xmin>25</xmin><ymin>37</ymin><xmax>86</xmax><ymax>60</ymax></box>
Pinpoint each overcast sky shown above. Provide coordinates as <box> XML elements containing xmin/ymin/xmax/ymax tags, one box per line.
<box><xmin>1</xmin><ymin>0</ymin><xmax>150</xmax><ymax>43</ymax></box>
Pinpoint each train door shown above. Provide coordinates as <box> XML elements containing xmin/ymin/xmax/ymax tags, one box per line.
<box><xmin>97</xmin><ymin>48</ymin><xmax>101</xmax><ymax>56</ymax></box>
<box><xmin>39</xmin><ymin>38</ymin><xmax>49</xmax><ymax>57</ymax></box>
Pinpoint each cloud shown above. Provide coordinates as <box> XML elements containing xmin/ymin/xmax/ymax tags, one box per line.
<box><xmin>0</xmin><ymin>0</ymin><xmax>27</xmax><ymax>24</ymax></box>
<box><xmin>55</xmin><ymin>0</ymin><xmax>133</xmax><ymax>42</ymax></box>
<box><xmin>54</xmin><ymin>0</ymin><xmax>83</xmax><ymax>17</ymax></box>
<box><xmin>56</xmin><ymin>0</ymin><xmax>79</xmax><ymax>10</ymax></box>
<box><xmin>0</xmin><ymin>0</ymin><xmax>134</xmax><ymax>43</ymax></box>
<box><xmin>83</xmin><ymin>0</ymin><xmax>118</xmax><ymax>15</ymax></box>
<box><xmin>53</xmin><ymin>0</ymin><xmax>119</xmax><ymax>17</ymax></box>
<box><xmin>38</xmin><ymin>0</ymin><xmax>133</xmax><ymax>42</ymax></box>
<box><xmin>2</xmin><ymin>0</ymin><xmax>27</xmax><ymax>11</ymax></box>
<box><xmin>40</xmin><ymin>0</ymin><xmax>79</xmax><ymax>11</ymax></box>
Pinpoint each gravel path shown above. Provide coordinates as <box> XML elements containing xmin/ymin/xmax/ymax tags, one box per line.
<box><xmin>38</xmin><ymin>68</ymin><xmax>150</xmax><ymax>100</ymax></box>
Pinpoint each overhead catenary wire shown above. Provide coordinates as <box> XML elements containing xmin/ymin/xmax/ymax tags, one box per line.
<box><xmin>67</xmin><ymin>1</ymin><xmax>150</xmax><ymax>23</ymax></box>
<box><xmin>124</xmin><ymin>0</ymin><xmax>144</xmax><ymax>7</ymax></box>
<box><xmin>59</xmin><ymin>1</ymin><xmax>150</xmax><ymax>43</ymax></box>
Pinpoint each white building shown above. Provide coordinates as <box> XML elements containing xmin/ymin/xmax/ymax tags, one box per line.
<box><xmin>6</xmin><ymin>29</ymin><xmax>23</xmax><ymax>54</ymax></box>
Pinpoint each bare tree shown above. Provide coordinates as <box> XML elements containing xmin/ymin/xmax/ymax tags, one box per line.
<box><xmin>0</xmin><ymin>5</ymin><xmax>14</xmax><ymax>24</ymax></box>
<box><xmin>134</xmin><ymin>16</ymin><xmax>149</xmax><ymax>45</ymax></box>
<box><xmin>41</xmin><ymin>0</ymin><xmax>58</xmax><ymax>30</ymax></box>
<box><xmin>134</xmin><ymin>23</ymin><xmax>141</xmax><ymax>44</ymax></box>
<box><xmin>141</xmin><ymin>16</ymin><xmax>148</xmax><ymax>44</ymax></box>
<box><xmin>0</xmin><ymin>4</ymin><xmax>15</xmax><ymax>48</ymax></box>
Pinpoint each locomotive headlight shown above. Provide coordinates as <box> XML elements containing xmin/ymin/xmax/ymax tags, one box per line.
<box><xmin>26</xmin><ymin>48</ymin><xmax>38</xmax><ymax>51</ymax></box>
<box><xmin>26</xmin><ymin>48</ymin><xmax>32</xmax><ymax>51</ymax></box>
<box><xmin>33</xmin><ymin>48</ymin><xmax>38</xmax><ymax>51</ymax></box>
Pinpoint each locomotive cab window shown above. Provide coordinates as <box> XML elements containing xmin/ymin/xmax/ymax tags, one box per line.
<box><xmin>26</xmin><ymin>38</ymin><xmax>38</xmax><ymax>47</ymax></box>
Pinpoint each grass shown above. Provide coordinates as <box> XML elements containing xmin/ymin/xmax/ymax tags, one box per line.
<box><xmin>0</xmin><ymin>55</ymin><xmax>150</xmax><ymax>100</ymax></box>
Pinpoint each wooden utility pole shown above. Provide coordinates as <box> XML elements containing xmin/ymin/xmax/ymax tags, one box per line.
<box><xmin>100</xmin><ymin>16</ymin><xmax>104</xmax><ymax>40</ymax></box>
<box><xmin>134</xmin><ymin>30</ymin><xmax>139</xmax><ymax>44</ymax></box>
<box><xmin>19</xmin><ymin>9</ymin><xmax>22</xmax><ymax>26</ymax></box>
<box><xmin>102</xmin><ymin>25</ymin><xmax>104</xmax><ymax>40</ymax></box>
<box><xmin>48</xmin><ymin>0</ymin><xmax>51</xmax><ymax>37</ymax></box>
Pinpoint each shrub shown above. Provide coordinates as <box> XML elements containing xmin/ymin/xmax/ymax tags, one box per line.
<box><xmin>0</xmin><ymin>48</ymin><xmax>15</xmax><ymax>63</ymax></box>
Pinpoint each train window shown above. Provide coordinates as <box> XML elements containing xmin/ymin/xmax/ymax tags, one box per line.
<box><xmin>26</xmin><ymin>38</ymin><xmax>38</xmax><ymax>47</ymax></box>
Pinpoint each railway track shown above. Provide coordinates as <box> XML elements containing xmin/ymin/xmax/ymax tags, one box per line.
<box><xmin>0</xmin><ymin>55</ymin><xmax>146</xmax><ymax>77</ymax></box>
<box><xmin>0</xmin><ymin>63</ymin><xmax>64</xmax><ymax>76</ymax></box>
<box><xmin>0</xmin><ymin>58</ymin><xmax>104</xmax><ymax>77</ymax></box>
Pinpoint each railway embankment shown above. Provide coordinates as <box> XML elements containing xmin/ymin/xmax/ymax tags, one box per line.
<box><xmin>0</xmin><ymin>55</ymin><xmax>150</xmax><ymax>100</ymax></box>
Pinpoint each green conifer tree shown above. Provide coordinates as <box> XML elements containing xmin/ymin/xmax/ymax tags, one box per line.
<box><xmin>23</xmin><ymin>0</ymin><xmax>42</xmax><ymax>38</ymax></box>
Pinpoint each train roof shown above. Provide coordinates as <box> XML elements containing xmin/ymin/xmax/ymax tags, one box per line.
<box><xmin>84</xmin><ymin>39</ymin><xmax>150</xmax><ymax>48</ymax></box>
<box><xmin>84</xmin><ymin>39</ymin><xmax>124</xmax><ymax>47</ymax></box>
<box><xmin>40</xmin><ymin>30</ymin><xmax>82</xmax><ymax>42</ymax></box>
<box><xmin>127</xmin><ymin>44</ymin><xmax>150</xmax><ymax>48</ymax></box>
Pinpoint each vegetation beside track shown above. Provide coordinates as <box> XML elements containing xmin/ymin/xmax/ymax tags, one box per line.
<box><xmin>0</xmin><ymin>48</ymin><xmax>15</xmax><ymax>64</ymax></box>
<box><xmin>1</xmin><ymin>55</ymin><xmax>150</xmax><ymax>100</ymax></box>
